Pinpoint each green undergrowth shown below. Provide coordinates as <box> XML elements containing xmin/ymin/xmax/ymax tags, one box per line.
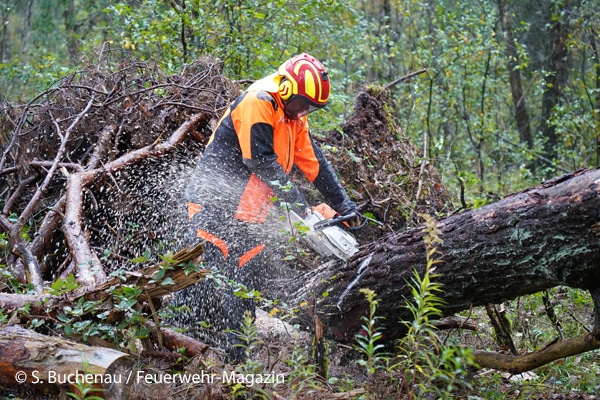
<box><xmin>1</xmin><ymin>216</ymin><xmax>599</xmax><ymax>399</ymax></box>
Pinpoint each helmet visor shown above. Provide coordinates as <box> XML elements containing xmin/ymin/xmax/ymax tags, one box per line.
<box><xmin>283</xmin><ymin>96</ymin><xmax>321</xmax><ymax>120</ymax></box>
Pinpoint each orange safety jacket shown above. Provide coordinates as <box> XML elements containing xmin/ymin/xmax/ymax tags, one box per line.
<box><xmin>186</xmin><ymin>79</ymin><xmax>355</xmax><ymax>266</ymax></box>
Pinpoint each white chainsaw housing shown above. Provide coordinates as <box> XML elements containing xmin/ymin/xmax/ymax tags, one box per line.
<box><xmin>289</xmin><ymin>209</ymin><xmax>359</xmax><ymax>261</ymax></box>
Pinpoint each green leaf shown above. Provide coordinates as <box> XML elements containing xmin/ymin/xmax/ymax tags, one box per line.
<box><xmin>160</xmin><ymin>277</ymin><xmax>175</xmax><ymax>286</ymax></box>
<box><xmin>154</xmin><ymin>267</ymin><xmax>167</xmax><ymax>281</ymax></box>
<box><xmin>57</xmin><ymin>314</ymin><xmax>71</xmax><ymax>323</ymax></box>
<box><xmin>130</xmin><ymin>255</ymin><xmax>149</xmax><ymax>263</ymax></box>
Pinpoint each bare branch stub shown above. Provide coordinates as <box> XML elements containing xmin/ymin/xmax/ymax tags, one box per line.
<box><xmin>383</xmin><ymin>67</ymin><xmax>427</xmax><ymax>91</ymax></box>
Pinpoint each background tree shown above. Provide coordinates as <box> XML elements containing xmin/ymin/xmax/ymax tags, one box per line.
<box><xmin>498</xmin><ymin>0</ymin><xmax>533</xmax><ymax>151</ymax></box>
<box><xmin>359</xmin><ymin>0</ymin><xmax>598</xmax><ymax>199</ymax></box>
<box><xmin>0</xmin><ymin>0</ymin><xmax>598</xmax><ymax>219</ymax></box>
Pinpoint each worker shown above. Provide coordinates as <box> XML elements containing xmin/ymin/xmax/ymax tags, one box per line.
<box><xmin>170</xmin><ymin>53</ymin><xmax>361</xmax><ymax>361</ymax></box>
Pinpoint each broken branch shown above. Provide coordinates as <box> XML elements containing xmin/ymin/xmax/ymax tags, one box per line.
<box><xmin>473</xmin><ymin>332</ymin><xmax>600</xmax><ymax>374</ymax></box>
<box><xmin>383</xmin><ymin>68</ymin><xmax>427</xmax><ymax>90</ymax></box>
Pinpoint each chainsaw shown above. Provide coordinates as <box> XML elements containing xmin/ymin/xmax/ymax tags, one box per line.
<box><xmin>289</xmin><ymin>203</ymin><xmax>362</xmax><ymax>261</ymax></box>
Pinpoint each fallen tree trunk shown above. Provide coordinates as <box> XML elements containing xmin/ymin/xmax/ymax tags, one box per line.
<box><xmin>0</xmin><ymin>325</ymin><xmax>134</xmax><ymax>399</ymax></box>
<box><xmin>287</xmin><ymin>168</ymin><xmax>600</xmax><ymax>343</ymax></box>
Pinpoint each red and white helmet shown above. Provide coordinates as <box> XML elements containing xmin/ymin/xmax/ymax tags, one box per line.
<box><xmin>278</xmin><ymin>53</ymin><xmax>330</xmax><ymax>119</ymax></box>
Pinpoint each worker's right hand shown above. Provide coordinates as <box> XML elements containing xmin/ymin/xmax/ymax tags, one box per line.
<box><xmin>336</xmin><ymin>199</ymin><xmax>363</xmax><ymax>228</ymax></box>
<box><xmin>344</xmin><ymin>210</ymin><xmax>363</xmax><ymax>228</ymax></box>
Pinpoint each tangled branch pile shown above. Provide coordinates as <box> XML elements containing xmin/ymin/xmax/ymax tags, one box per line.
<box><xmin>0</xmin><ymin>53</ymin><xmax>238</xmax><ymax>287</ymax></box>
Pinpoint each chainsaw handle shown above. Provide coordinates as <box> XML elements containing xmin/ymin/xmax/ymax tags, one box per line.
<box><xmin>312</xmin><ymin>212</ymin><xmax>361</xmax><ymax>231</ymax></box>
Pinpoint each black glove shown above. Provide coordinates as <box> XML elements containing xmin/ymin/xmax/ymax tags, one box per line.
<box><xmin>335</xmin><ymin>200</ymin><xmax>361</xmax><ymax>227</ymax></box>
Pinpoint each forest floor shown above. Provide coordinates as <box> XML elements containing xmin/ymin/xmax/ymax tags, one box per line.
<box><xmin>2</xmin><ymin>302</ymin><xmax>599</xmax><ymax>399</ymax></box>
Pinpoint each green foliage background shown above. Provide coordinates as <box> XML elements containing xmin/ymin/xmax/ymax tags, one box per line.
<box><xmin>1</xmin><ymin>0</ymin><xmax>599</xmax><ymax>203</ymax></box>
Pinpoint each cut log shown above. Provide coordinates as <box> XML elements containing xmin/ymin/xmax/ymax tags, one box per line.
<box><xmin>430</xmin><ymin>315</ymin><xmax>478</xmax><ymax>332</ymax></box>
<box><xmin>286</xmin><ymin>168</ymin><xmax>600</xmax><ymax>344</ymax></box>
<box><xmin>0</xmin><ymin>325</ymin><xmax>134</xmax><ymax>399</ymax></box>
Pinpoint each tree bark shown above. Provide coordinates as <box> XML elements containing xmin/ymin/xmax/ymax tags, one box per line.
<box><xmin>590</xmin><ymin>27</ymin><xmax>600</xmax><ymax>166</ymax></box>
<box><xmin>285</xmin><ymin>168</ymin><xmax>600</xmax><ymax>344</ymax></box>
<box><xmin>539</xmin><ymin>3</ymin><xmax>572</xmax><ymax>166</ymax></box>
<box><xmin>0</xmin><ymin>325</ymin><xmax>134</xmax><ymax>399</ymax></box>
<box><xmin>146</xmin><ymin>321</ymin><xmax>210</xmax><ymax>358</ymax></box>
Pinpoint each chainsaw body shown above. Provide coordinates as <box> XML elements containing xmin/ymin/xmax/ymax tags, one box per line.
<box><xmin>289</xmin><ymin>204</ymin><xmax>359</xmax><ymax>261</ymax></box>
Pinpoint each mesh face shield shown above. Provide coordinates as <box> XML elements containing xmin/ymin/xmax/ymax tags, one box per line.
<box><xmin>283</xmin><ymin>95</ymin><xmax>322</xmax><ymax>120</ymax></box>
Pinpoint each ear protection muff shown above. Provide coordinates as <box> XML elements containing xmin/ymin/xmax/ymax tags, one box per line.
<box><xmin>278</xmin><ymin>77</ymin><xmax>294</xmax><ymax>101</ymax></box>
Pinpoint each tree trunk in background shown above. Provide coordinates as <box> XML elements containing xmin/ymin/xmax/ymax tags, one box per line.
<box><xmin>539</xmin><ymin>3</ymin><xmax>572</xmax><ymax>168</ymax></box>
<box><xmin>591</xmin><ymin>28</ymin><xmax>600</xmax><ymax>166</ymax></box>
<box><xmin>597</xmin><ymin>47</ymin><xmax>600</xmax><ymax>166</ymax></box>
<box><xmin>284</xmin><ymin>168</ymin><xmax>600</xmax><ymax>344</ymax></box>
<box><xmin>497</xmin><ymin>0</ymin><xmax>533</xmax><ymax>149</ymax></box>
<box><xmin>23</xmin><ymin>0</ymin><xmax>32</xmax><ymax>53</ymax></box>
<box><xmin>0</xmin><ymin>0</ymin><xmax>10</xmax><ymax>62</ymax></box>
<box><xmin>63</xmin><ymin>0</ymin><xmax>79</xmax><ymax>64</ymax></box>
